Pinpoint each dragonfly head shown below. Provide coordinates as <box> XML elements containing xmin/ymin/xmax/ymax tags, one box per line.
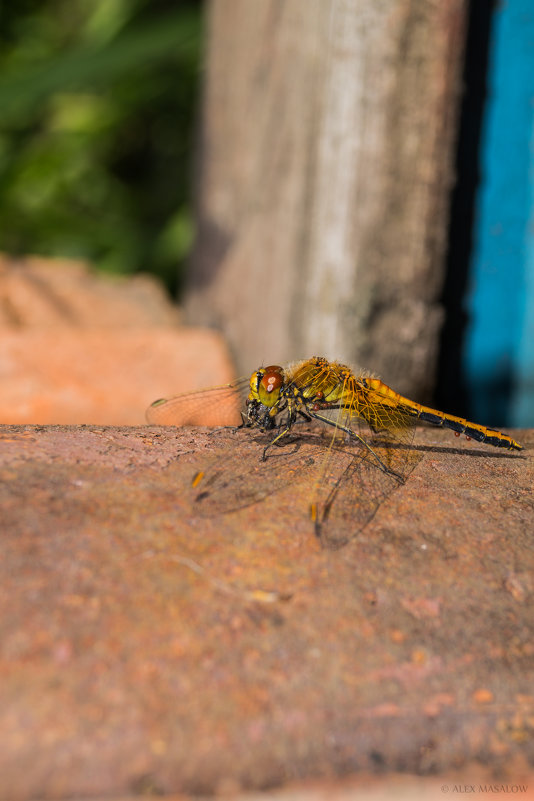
<box><xmin>246</xmin><ymin>365</ymin><xmax>284</xmax><ymax>429</ymax></box>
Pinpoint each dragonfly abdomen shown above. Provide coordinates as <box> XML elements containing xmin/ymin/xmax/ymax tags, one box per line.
<box><xmin>416</xmin><ymin>408</ymin><xmax>522</xmax><ymax>451</ymax></box>
<box><xmin>330</xmin><ymin>375</ymin><xmax>521</xmax><ymax>452</ymax></box>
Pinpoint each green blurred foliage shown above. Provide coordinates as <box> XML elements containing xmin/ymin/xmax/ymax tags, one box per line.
<box><xmin>0</xmin><ymin>0</ymin><xmax>203</xmax><ymax>295</ymax></box>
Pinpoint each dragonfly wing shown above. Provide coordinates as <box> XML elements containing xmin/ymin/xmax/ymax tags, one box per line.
<box><xmin>317</xmin><ymin>403</ymin><xmax>418</xmax><ymax>480</ymax></box>
<box><xmin>308</xmin><ymin>419</ymin><xmax>423</xmax><ymax>549</ymax></box>
<box><xmin>146</xmin><ymin>378</ymin><xmax>249</xmax><ymax>426</ymax></box>
<box><xmin>190</xmin><ymin>432</ymin><xmax>320</xmax><ymax>516</ymax></box>
<box><xmin>312</xmin><ymin>446</ymin><xmax>399</xmax><ymax>549</ymax></box>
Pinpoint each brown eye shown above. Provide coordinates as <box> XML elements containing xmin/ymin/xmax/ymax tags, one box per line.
<box><xmin>260</xmin><ymin>367</ymin><xmax>283</xmax><ymax>394</ymax></box>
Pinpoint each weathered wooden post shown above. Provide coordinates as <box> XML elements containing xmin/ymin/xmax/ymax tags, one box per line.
<box><xmin>186</xmin><ymin>0</ymin><xmax>467</xmax><ymax>399</ymax></box>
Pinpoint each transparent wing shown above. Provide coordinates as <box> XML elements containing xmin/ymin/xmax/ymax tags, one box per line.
<box><xmin>188</xmin><ymin>421</ymin><xmax>422</xmax><ymax>550</ymax></box>
<box><xmin>310</xmin><ymin>428</ymin><xmax>423</xmax><ymax>549</ymax></box>
<box><xmin>299</xmin><ymin>377</ymin><xmax>423</xmax><ymax>548</ymax></box>
<box><xmin>311</xmin><ymin>402</ymin><xmax>418</xmax><ymax>481</ymax></box>
<box><xmin>189</xmin><ymin>429</ymin><xmax>321</xmax><ymax>516</ymax></box>
<box><xmin>336</xmin><ymin>377</ymin><xmax>421</xmax><ymax>462</ymax></box>
<box><xmin>146</xmin><ymin>377</ymin><xmax>250</xmax><ymax>426</ymax></box>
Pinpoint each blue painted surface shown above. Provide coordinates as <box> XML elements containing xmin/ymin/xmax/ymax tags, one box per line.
<box><xmin>463</xmin><ymin>0</ymin><xmax>534</xmax><ymax>427</ymax></box>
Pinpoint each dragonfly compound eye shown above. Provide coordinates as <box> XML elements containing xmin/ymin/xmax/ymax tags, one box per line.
<box><xmin>258</xmin><ymin>366</ymin><xmax>283</xmax><ymax>407</ymax></box>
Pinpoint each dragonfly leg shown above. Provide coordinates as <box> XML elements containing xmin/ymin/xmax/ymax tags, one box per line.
<box><xmin>261</xmin><ymin>401</ymin><xmax>298</xmax><ymax>461</ymax></box>
<box><xmin>261</xmin><ymin>421</ymin><xmax>294</xmax><ymax>461</ymax></box>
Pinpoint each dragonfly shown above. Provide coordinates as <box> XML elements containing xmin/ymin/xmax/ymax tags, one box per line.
<box><xmin>146</xmin><ymin>356</ymin><xmax>522</xmax><ymax>547</ymax></box>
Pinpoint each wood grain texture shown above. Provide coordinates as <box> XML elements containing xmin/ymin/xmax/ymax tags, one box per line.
<box><xmin>186</xmin><ymin>0</ymin><xmax>467</xmax><ymax>400</ymax></box>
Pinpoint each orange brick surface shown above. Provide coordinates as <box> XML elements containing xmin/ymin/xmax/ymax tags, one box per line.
<box><xmin>0</xmin><ymin>255</ymin><xmax>236</xmax><ymax>424</ymax></box>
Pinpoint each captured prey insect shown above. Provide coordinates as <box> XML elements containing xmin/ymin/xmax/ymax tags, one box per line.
<box><xmin>146</xmin><ymin>356</ymin><xmax>522</xmax><ymax>547</ymax></box>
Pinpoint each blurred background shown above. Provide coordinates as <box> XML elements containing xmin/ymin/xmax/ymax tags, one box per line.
<box><xmin>0</xmin><ymin>0</ymin><xmax>532</xmax><ymax>427</ymax></box>
<box><xmin>0</xmin><ymin>0</ymin><xmax>200</xmax><ymax>293</ymax></box>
